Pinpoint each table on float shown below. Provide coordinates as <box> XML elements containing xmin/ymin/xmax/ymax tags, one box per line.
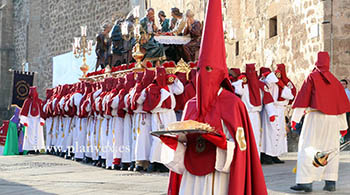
<box><xmin>154</xmin><ymin>35</ymin><xmax>191</xmax><ymax>45</ymax></box>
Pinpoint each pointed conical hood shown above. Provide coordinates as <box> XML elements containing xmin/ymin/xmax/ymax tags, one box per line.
<box><xmin>196</xmin><ymin>0</ymin><xmax>231</xmax><ymax>121</ymax></box>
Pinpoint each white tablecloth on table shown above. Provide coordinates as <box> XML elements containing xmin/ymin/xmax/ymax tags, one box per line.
<box><xmin>154</xmin><ymin>36</ymin><xmax>191</xmax><ymax>45</ymax></box>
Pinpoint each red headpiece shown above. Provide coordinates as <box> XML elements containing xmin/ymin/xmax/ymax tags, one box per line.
<box><xmin>20</xmin><ymin>86</ymin><xmax>42</xmax><ymax>117</ymax></box>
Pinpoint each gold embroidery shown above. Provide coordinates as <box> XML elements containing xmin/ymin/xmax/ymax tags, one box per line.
<box><xmin>236</xmin><ymin>127</ymin><xmax>247</xmax><ymax>151</ymax></box>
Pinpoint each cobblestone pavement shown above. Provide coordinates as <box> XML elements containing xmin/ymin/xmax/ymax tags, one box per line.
<box><xmin>0</xmin><ymin>152</ymin><xmax>349</xmax><ymax>195</ymax></box>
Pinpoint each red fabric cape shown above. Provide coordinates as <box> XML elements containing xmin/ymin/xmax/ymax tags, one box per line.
<box><xmin>168</xmin><ymin>89</ymin><xmax>267</xmax><ymax>195</ymax></box>
<box><xmin>292</xmin><ymin>69</ymin><xmax>350</xmax><ymax>115</ymax></box>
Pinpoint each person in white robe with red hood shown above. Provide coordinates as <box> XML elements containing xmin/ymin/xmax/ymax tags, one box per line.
<box><xmin>290</xmin><ymin>52</ymin><xmax>350</xmax><ymax>192</ymax></box>
<box><xmin>20</xmin><ymin>86</ymin><xmax>46</xmax><ymax>151</ymax></box>
<box><xmin>231</xmin><ymin>64</ymin><xmax>276</xmax><ymax>159</ymax></box>
<box><xmin>259</xmin><ymin>67</ymin><xmax>295</xmax><ymax>164</ymax></box>
<box><xmin>159</xmin><ymin>0</ymin><xmax>268</xmax><ymax>194</ymax></box>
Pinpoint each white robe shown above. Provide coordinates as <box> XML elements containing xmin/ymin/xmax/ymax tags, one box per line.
<box><xmin>161</xmin><ymin>119</ymin><xmax>235</xmax><ymax>195</ymax></box>
<box><xmin>103</xmin><ymin>93</ymin><xmax>114</xmax><ymax>168</ymax></box>
<box><xmin>69</xmin><ymin>92</ymin><xmax>85</xmax><ymax>159</ymax></box>
<box><xmin>132</xmin><ymin>88</ymin><xmax>152</xmax><ymax>161</ymax></box>
<box><xmin>122</xmin><ymin>94</ymin><xmax>133</xmax><ymax>163</ymax></box>
<box><xmin>261</xmin><ymin>73</ymin><xmax>294</xmax><ymax>156</ymax></box>
<box><xmin>111</xmin><ymin>95</ymin><xmax>124</xmax><ymax>160</ymax></box>
<box><xmin>232</xmin><ymin>80</ymin><xmax>276</xmax><ymax>156</ymax></box>
<box><xmin>149</xmin><ymin>78</ymin><xmax>184</xmax><ymax>163</ymax></box>
<box><xmin>20</xmin><ymin>106</ymin><xmax>45</xmax><ymax>151</ymax></box>
<box><xmin>292</xmin><ymin>108</ymin><xmax>348</xmax><ymax>183</ymax></box>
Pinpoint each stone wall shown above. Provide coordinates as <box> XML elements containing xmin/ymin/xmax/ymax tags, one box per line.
<box><xmin>12</xmin><ymin>0</ymin><xmax>130</xmax><ymax>98</ymax></box>
<box><xmin>0</xmin><ymin>0</ymin><xmax>15</xmax><ymax>122</ymax></box>
<box><xmin>323</xmin><ymin>0</ymin><xmax>350</xmax><ymax>80</ymax></box>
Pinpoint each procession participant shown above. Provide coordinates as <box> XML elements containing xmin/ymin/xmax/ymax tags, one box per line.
<box><xmin>158</xmin><ymin>11</ymin><xmax>170</xmax><ymax>33</ymax></box>
<box><xmin>62</xmin><ymin>84</ymin><xmax>78</xmax><ymax>159</ymax></box>
<box><xmin>290</xmin><ymin>52</ymin><xmax>350</xmax><ymax>192</ymax></box>
<box><xmin>160</xmin><ymin>0</ymin><xmax>267</xmax><ymax>193</ymax></box>
<box><xmin>181</xmin><ymin>10</ymin><xmax>202</xmax><ymax>62</ymax></box>
<box><xmin>20</xmin><ymin>86</ymin><xmax>45</xmax><ymax>152</ymax></box>
<box><xmin>229</xmin><ymin>68</ymin><xmax>241</xmax><ymax>82</ymax></box>
<box><xmin>118</xmin><ymin>73</ymin><xmax>136</xmax><ymax>170</ymax></box>
<box><xmin>68</xmin><ymin>82</ymin><xmax>86</xmax><ymax>162</ymax></box>
<box><xmin>90</xmin><ymin>82</ymin><xmax>103</xmax><ymax>166</ymax></box>
<box><xmin>182</xmin><ymin>69</ymin><xmax>196</xmax><ymax>105</ymax></box>
<box><xmin>259</xmin><ymin>67</ymin><xmax>294</xmax><ymax>164</ymax></box>
<box><xmin>131</xmin><ymin>70</ymin><xmax>154</xmax><ymax>171</ymax></box>
<box><xmin>142</xmin><ymin>66</ymin><xmax>184</xmax><ymax>172</ymax></box>
<box><xmin>80</xmin><ymin>82</ymin><xmax>95</xmax><ymax>164</ymax></box>
<box><xmin>78</xmin><ymin>82</ymin><xmax>92</xmax><ymax>163</ymax></box>
<box><xmin>50</xmin><ymin>85</ymin><xmax>62</xmax><ymax>155</ymax></box>
<box><xmin>42</xmin><ymin>88</ymin><xmax>54</xmax><ymax>153</ymax></box>
<box><xmin>101</xmin><ymin>78</ymin><xmax>115</xmax><ymax>169</ymax></box>
<box><xmin>56</xmin><ymin>84</ymin><xmax>72</xmax><ymax>157</ymax></box>
<box><xmin>109</xmin><ymin>78</ymin><xmax>125</xmax><ymax>170</ymax></box>
<box><xmin>94</xmin><ymin>81</ymin><xmax>110</xmax><ymax>168</ymax></box>
<box><xmin>95</xmin><ymin>21</ymin><xmax>113</xmax><ymax>71</ymax></box>
<box><xmin>165</xmin><ymin>61</ymin><xmax>186</xmax><ymax>121</ymax></box>
<box><xmin>231</xmin><ymin>64</ymin><xmax>276</xmax><ymax>158</ymax></box>
<box><xmin>3</xmin><ymin>108</ymin><xmax>21</xmax><ymax>155</ymax></box>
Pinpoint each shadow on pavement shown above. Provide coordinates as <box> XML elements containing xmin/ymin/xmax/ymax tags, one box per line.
<box><xmin>0</xmin><ymin>178</ymin><xmax>55</xmax><ymax>195</ymax></box>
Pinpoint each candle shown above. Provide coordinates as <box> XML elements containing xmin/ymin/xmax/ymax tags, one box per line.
<box><xmin>88</xmin><ymin>40</ymin><xmax>93</xmax><ymax>50</ymax></box>
<box><xmin>81</xmin><ymin>25</ymin><xmax>87</xmax><ymax>36</ymax></box>
<box><xmin>121</xmin><ymin>22</ymin><xmax>128</xmax><ymax>35</ymax></box>
<box><xmin>133</xmin><ymin>6</ymin><xmax>140</xmax><ymax>18</ymax></box>
<box><xmin>74</xmin><ymin>37</ymin><xmax>79</xmax><ymax>47</ymax></box>
<box><xmin>72</xmin><ymin>43</ymin><xmax>76</xmax><ymax>54</ymax></box>
<box><xmin>134</xmin><ymin>24</ymin><xmax>140</xmax><ymax>36</ymax></box>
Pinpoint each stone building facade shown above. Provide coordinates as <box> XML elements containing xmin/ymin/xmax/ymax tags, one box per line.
<box><xmin>0</xmin><ymin>0</ymin><xmax>129</xmax><ymax>121</ymax></box>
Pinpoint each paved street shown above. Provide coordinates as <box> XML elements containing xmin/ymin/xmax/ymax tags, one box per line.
<box><xmin>0</xmin><ymin>152</ymin><xmax>350</xmax><ymax>195</ymax></box>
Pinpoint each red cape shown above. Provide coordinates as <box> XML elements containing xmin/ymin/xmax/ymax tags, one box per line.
<box><xmin>168</xmin><ymin>89</ymin><xmax>267</xmax><ymax>195</ymax></box>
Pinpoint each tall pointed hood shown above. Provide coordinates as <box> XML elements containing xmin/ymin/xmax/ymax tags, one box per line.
<box><xmin>196</xmin><ymin>0</ymin><xmax>232</xmax><ymax>121</ymax></box>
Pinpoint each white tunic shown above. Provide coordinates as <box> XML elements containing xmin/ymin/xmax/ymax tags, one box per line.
<box><xmin>20</xmin><ymin>106</ymin><xmax>45</xmax><ymax>151</ymax></box>
<box><xmin>161</xmin><ymin>120</ymin><xmax>235</xmax><ymax>195</ymax></box>
<box><xmin>260</xmin><ymin>73</ymin><xmax>294</xmax><ymax>156</ymax></box>
<box><xmin>232</xmin><ymin>80</ymin><xmax>276</xmax><ymax>156</ymax></box>
<box><xmin>148</xmin><ymin>79</ymin><xmax>184</xmax><ymax>163</ymax></box>
<box><xmin>292</xmin><ymin>108</ymin><xmax>347</xmax><ymax>183</ymax></box>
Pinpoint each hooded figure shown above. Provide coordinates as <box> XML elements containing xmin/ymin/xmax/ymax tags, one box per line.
<box><xmin>141</xmin><ymin>66</ymin><xmax>183</xmax><ymax>170</ymax></box>
<box><xmin>259</xmin><ymin>67</ymin><xmax>294</xmax><ymax>164</ymax></box>
<box><xmin>290</xmin><ymin>52</ymin><xmax>350</xmax><ymax>193</ymax></box>
<box><xmin>231</xmin><ymin>64</ymin><xmax>276</xmax><ymax>157</ymax></box>
<box><xmin>160</xmin><ymin>0</ymin><xmax>267</xmax><ymax>194</ymax></box>
<box><xmin>20</xmin><ymin>87</ymin><xmax>45</xmax><ymax>151</ymax></box>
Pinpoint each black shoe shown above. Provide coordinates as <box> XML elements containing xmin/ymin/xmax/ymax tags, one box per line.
<box><xmin>290</xmin><ymin>184</ymin><xmax>312</xmax><ymax>192</ymax></box>
<box><xmin>113</xmin><ymin>164</ymin><xmax>121</xmax><ymax>170</ymax></box>
<box><xmin>106</xmin><ymin>166</ymin><xmax>112</xmax><ymax>170</ymax></box>
<box><xmin>157</xmin><ymin>163</ymin><xmax>169</xmax><ymax>173</ymax></box>
<box><xmin>74</xmin><ymin>158</ymin><xmax>83</xmax><ymax>162</ymax></box>
<box><xmin>134</xmin><ymin>166</ymin><xmax>144</xmax><ymax>172</ymax></box>
<box><xmin>323</xmin><ymin>180</ymin><xmax>336</xmax><ymax>192</ymax></box>
<box><xmin>121</xmin><ymin>163</ymin><xmax>130</xmax><ymax>171</ymax></box>
<box><xmin>59</xmin><ymin>152</ymin><xmax>66</xmax><ymax>158</ymax></box>
<box><xmin>128</xmin><ymin>162</ymin><xmax>135</xmax><ymax>171</ymax></box>
<box><xmin>271</xmin><ymin>156</ymin><xmax>285</xmax><ymax>164</ymax></box>
<box><xmin>91</xmin><ymin>160</ymin><xmax>98</xmax><ymax>166</ymax></box>
<box><xmin>82</xmin><ymin>157</ymin><xmax>91</xmax><ymax>164</ymax></box>
<box><xmin>260</xmin><ymin>153</ymin><xmax>274</xmax><ymax>165</ymax></box>
<box><xmin>147</xmin><ymin>163</ymin><xmax>156</xmax><ymax>173</ymax></box>
<box><xmin>101</xmin><ymin>160</ymin><xmax>106</xmax><ymax>169</ymax></box>
<box><xmin>64</xmin><ymin>154</ymin><xmax>71</xmax><ymax>159</ymax></box>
